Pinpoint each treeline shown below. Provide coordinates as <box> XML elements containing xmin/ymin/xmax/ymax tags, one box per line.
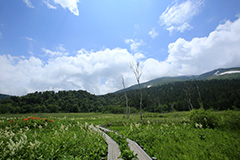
<box><xmin>0</xmin><ymin>94</ymin><xmax>10</xmax><ymax>100</ymax></box>
<box><xmin>0</xmin><ymin>79</ymin><xmax>240</xmax><ymax>114</ymax></box>
<box><xmin>0</xmin><ymin>90</ymin><xmax>104</xmax><ymax>114</ymax></box>
<box><xmin>100</xmin><ymin>79</ymin><xmax>240</xmax><ymax>112</ymax></box>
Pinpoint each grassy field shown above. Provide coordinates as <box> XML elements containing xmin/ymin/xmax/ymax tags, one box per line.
<box><xmin>1</xmin><ymin>110</ymin><xmax>240</xmax><ymax>159</ymax></box>
<box><xmin>0</xmin><ymin>114</ymin><xmax>108</xmax><ymax>159</ymax></box>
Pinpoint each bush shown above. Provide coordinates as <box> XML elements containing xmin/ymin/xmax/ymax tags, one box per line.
<box><xmin>219</xmin><ymin>110</ymin><xmax>240</xmax><ymax>130</ymax></box>
<box><xmin>189</xmin><ymin>109</ymin><xmax>218</xmax><ymax>129</ymax></box>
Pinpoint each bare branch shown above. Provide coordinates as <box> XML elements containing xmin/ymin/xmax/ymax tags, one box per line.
<box><xmin>130</xmin><ymin>62</ymin><xmax>142</xmax><ymax>79</ymax></box>
<box><xmin>130</xmin><ymin>61</ymin><xmax>143</xmax><ymax>120</ymax></box>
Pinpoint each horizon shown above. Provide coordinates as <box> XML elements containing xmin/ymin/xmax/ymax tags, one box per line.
<box><xmin>1</xmin><ymin>0</ymin><xmax>240</xmax><ymax>96</ymax></box>
<box><xmin>1</xmin><ymin>66</ymin><xmax>240</xmax><ymax>97</ymax></box>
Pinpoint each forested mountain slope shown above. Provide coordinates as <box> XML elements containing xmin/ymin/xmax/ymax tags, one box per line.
<box><xmin>117</xmin><ymin>67</ymin><xmax>240</xmax><ymax>92</ymax></box>
<box><xmin>0</xmin><ymin>94</ymin><xmax>11</xmax><ymax>100</ymax></box>
<box><xmin>1</xmin><ymin>79</ymin><xmax>240</xmax><ymax>113</ymax></box>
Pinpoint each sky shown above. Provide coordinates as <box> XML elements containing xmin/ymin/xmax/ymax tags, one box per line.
<box><xmin>0</xmin><ymin>0</ymin><xmax>240</xmax><ymax>96</ymax></box>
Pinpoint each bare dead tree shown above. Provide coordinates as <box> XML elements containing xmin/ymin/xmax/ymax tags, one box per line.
<box><xmin>194</xmin><ymin>80</ymin><xmax>204</xmax><ymax>110</ymax></box>
<box><xmin>122</xmin><ymin>76</ymin><xmax>129</xmax><ymax>119</ymax></box>
<box><xmin>183</xmin><ymin>82</ymin><xmax>194</xmax><ymax>111</ymax></box>
<box><xmin>130</xmin><ymin>61</ymin><xmax>143</xmax><ymax>120</ymax></box>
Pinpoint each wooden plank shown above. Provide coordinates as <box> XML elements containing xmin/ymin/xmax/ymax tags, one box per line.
<box><xmin>104</xmin><ymin>132</ymin><xmax>122</xmax><ymax>160</ymax></box>
<box><xmin>91</xmin><ymin>125</ymin><xmax>122</xmax><ymax>160</ymax></box>
<box><xmin>97</xmin><ymin>125</ymin><xmax>152</xmax><ymax>160</ymax></box>
<box><xmin>127</xmin><ymin>138</ymin><xmax>152</xmax><ymax>160</ymax></box>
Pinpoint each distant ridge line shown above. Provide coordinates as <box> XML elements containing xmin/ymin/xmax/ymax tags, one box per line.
<box><xmin>115</xmin><ymin>67</ymin><xmax>240</xmax><ymax>93</ymax></box>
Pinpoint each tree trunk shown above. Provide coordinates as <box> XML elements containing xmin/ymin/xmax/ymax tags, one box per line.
<box><xmin>122</xmin><ymin>77</ymin><xmax>129</xmax><ymax>119</ymax></box>
<box><xmin>196</xmin><ymin>83</ymin><xmax>204</xmax><ymax>110</ymax></box>
<box><xmin>138</xmin><ymin>80</ymin><xmax>143</xmax><ymax>120</ymax></box>
<box><xmin>130</xmin><ymin>61</ymin><xmax>143</xmax><ymax>120</ymax></box>
<box><xmin>188</xmin><ymin>98</ymin><xmax>194</xmax><ymax>110</ymax></box>
<box><xmin>184</xmin><ymin>88</ymin><xmax>194</xmax><ymax>111</ymax></box>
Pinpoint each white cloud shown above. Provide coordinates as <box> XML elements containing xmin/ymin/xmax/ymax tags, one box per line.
<box><xmin>53</xmin><ymin>0</ymin><xmax>79</xmax><ymax>16</ymax></box>
<box><xmin>159</xmin><ymin>0</ymin><xmax>204</xmax><ymax>33</ymax></box>
<box><xmin>165</xmin><ymin>17</ymin><xmax>240</xmax><ymax>75</ymax></box>
<box><xmin>148</xmin><ymin>28</ymin><xmax>159</xmax><ymax>39</ymax></box>
<box><xmin>25</xmin><ymin>37</ymin><xmax>33</xmax><ymax>41</ymax></box>
<box><xmin>0</xmin><ymin>55</ymin><xmax>42</xmax><ymax>95</ymax></box>
<box><xmin>25</xmin><ymin>36</ymin><xmax>36</xmax><ymax>42</ymax></box>
<box><xmin>125</xmin><ymin>39</ymin><xmax>144</xmax><ymax>52</ymax></box>
<box><xmin>0</xmin><ymin>32</ymin><xmax>2</xmax><ymax>38</ymax></box>
<box><xmin>1</xmin><ymin>18</ymin><xmax>240</xmax><ymax>96</ymax></box>
<box><xmin>42</xmin><ymin>0</ymin><xmax>79</xmax><ymax>15</ymax></box>
<box><xmin>43</xmin><ymin>0</ymin><xmax>57</xmax><ymax>9</ymax></box>
<box><xmin>0</xmin><ymin>48</ymin><xmax>143</xmax><ymax>95</ymax></box>
<box><xmin>42</xmin><ymin>44</ymin><xmax>68</xmax><ymax>57</ymax></box>
<box><xmin>22</xmin><ymin>0</ymin><xmax>80</xmax><ymax>15</ymax></box>
<box><xmin>141</xmin><ymin>17</ymin><xmax>240</xmax><ymax>81</ymax></box>
<box><xmin>23</xmin><ymin>0</ymin><xmax>34</xmax><ymax>8</ymax></box>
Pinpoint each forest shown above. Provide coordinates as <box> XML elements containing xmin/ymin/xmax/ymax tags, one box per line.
<box><xmin>0</xmin><ymin>79</ymin><xmax>240</xmax><ymax>114</ymax></box>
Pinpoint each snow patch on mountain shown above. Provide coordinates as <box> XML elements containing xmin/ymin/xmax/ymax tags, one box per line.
<box><xmin>147</xmin><ymin>85</ymin><xmax>152</xmax><ymax>88</ymax></box>
<box><xmin>215</xmin><ymin>70</ymin><xmax>240</xmax><ymax>76</ymax></box>
<box><xmin>214</xmin><ymin>71</ymin><xmax>219</xmax><ymax>75</ymax></box>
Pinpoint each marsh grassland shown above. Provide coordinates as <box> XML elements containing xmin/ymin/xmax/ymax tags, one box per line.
<box><xmin>1</xmin><ymin>110</ymin><xmax>240</xmax><ymax>159</ymax></box>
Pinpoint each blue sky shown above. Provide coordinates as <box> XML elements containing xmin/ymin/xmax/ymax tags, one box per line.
<box><xmin>0</xmin><ymin>0</ymin><xmax>240</xmax><ymax>96</ymax></box>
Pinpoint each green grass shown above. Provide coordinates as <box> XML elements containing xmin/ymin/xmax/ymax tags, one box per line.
<box><xmin>107</xmin><ymin>131</ymin><xmax>137</xmax><ymax>160</ymax></box>
<box><xmin>0</xmin><ymin>116</ymin><xmax>107</xmax><ymax>159</ymax></box>
<box><xmin>1</xmin><ymin>111</ymin><xmax>240</xmax><ymax>160</ymax></box>
<box><xmin>109</xmin><ymin>121</ymin><xmax>240</xmax><ymax>160</ymax></box>
<box><xmin>99</xmin><ymin>111</ymin><xmax>240</xmax><ymax>160</ymax></box>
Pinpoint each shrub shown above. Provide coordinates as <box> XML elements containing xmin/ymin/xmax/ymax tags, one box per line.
<box><xmin>189</xmin><ymin>109</ymin><xmax>218</xmax><ymax>129</ymax></box>
<box><xmin>219</xmin><ymin>110</ymin><xmax>240</xmax><ymax>130</ymax></box>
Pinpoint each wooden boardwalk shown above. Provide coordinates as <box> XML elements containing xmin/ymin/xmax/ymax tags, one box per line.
<box><xmin>97</xmin><ymin>125</ymin><xmax>152</xmax><ymax>160</ymax></box>
<box><xmin>104</xmin><ymin>131</ymin><xmax>122</xmax><ymax>160</ymax></box>
<box><xmin>91</xmin><ymin>125</ymin><xmax>122</xmax><ymax>160</ymax></box>
<box><xmin>127</xmin><ymin>138</ymin><xmax>152</xmax><ymax>160</ymax></box>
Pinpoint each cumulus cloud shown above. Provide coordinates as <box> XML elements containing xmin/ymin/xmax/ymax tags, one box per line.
<box><xmin>0</xmin><ymin>48</ymin><xmax>143</xmax><ymax>95</ymax></box>
<box><xmin>125</xmin><ymin>39</ymin><xmax>144</xmax><ymax>52</ymax></box>
<box><xmin>166</xmin><ymin>17</ymin><xmax>240</xmax><ymax>75</ymax></box>
<box><xmin>23</xmin><ymin>0</ymin><xmax>34</xmax><ymax>8</ymax></box>
<box><xmin>148</xmin><ymin>28</ymin><xmax>159</xmax><ymax>39</ymax></box>
<box><xmin>139</xmin><ymin>17</ymin><xmax>240</xmax><ymax>82</ymax></box>
<box><xmin>145</xmin><ymin>17</ymin><xmax>240</xmax><ymax>79</ymax></box>
<box><xmin>159</xmin><ymin>0</ymin><xmax>204</xmax><ymax>33</ymax></box>
<box><xmin>1</xmin><ymin>18</ymin><xmax>240</xmax><ymax>96</ymax></box>
<box><xmin>0</xmin><ymin>55</ymin><xmax>43</xmax><ymax>95</ymax></box>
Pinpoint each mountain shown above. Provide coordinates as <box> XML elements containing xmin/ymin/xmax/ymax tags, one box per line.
<box><xmin>1</xmin><ymin>76</ymin><xmax>240</xmax><ymax>114</ymax></box>
<box><xmin>197</xmin><ymin>67</ymin><xmax>240</xmax><ymax>80</ymax></box>
<box><xmin>117</xmin><ymin>76</ymin><xmax>192</xmax><ymax>92</ymax></box>
<box><xmin>0</xmin><ymin>94</ymin><xmax>11</xmax><ymax>100</ymax></box>
<box><xmin>118</xmin><ymin>67</ymin><xmax>240</xmax><ymax>92</ymax></box>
